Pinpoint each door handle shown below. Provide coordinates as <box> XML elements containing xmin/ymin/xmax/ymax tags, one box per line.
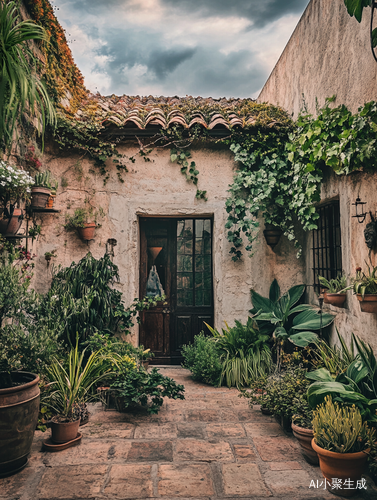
<box><xmin>162</xmin><ymin>308</ymin><xmax>170</xmax><ymax>314</ymax></box>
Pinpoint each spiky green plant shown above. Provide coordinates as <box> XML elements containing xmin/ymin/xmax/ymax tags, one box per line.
<box><xmin>0</xmin><ymin>1</ymin><xmax>56</xmax><ymax>150</ymax></box>
<box><xmin>313</xmin><ymin>396</ymin><xmax>375</xmax><ymax>453</ymax></box>
<box><xmin>48</xmin><ymin>343</ymin><xmax>112</xmax><ymax>419</ymax></box>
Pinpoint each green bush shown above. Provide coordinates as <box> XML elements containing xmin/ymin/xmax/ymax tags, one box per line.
<box><xmin>181</xmin><ymin>332</ymin><xmax>222</xmax><ymax>386</ymax></box>
<box><xmin>111</xmin><ymin>367</ymin><xmax>185</xmax><ymax>414</ymax></box>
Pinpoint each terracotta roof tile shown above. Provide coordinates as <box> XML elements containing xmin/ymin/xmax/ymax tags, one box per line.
<box><xmin>70</xmin><ymin>94</ymin><xmax>290</xmax><ymax>132</ymax></box>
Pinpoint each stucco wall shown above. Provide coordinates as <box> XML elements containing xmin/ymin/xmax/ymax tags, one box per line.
<box><xmin>306</xmin><ymin>171</ymin><xmax>377</xmax><ymax>353</ymax></box>
<box><xmin>258</xmin><ymin>0</ymin><xmax>377</xmax><ymax>117</ymax></box>
<box><xmin>27</xmin><ymin>141</ymin><xmax>305</xmax><ymax>346</ymax></box>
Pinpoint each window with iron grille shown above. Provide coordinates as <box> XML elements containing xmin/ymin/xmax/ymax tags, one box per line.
<box><xmin>312</xmin><ymin>201</ymin><xmax>342</xmax><ymax>292</ymax></box>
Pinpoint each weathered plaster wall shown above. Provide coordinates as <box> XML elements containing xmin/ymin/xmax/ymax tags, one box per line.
<box><xmin>27</xmin><ymin>141</ymin><xmax>305</xmax><ymax>346</ymax></box>
<box><xmin>306</xmin><ymin>171</ymin><xmax>377</xmax><ymax>352</ymax></box>
<box><xmin>258</xmin><ymin>0</ymin><xmax>377</xmax><ymax>117</ymax></box>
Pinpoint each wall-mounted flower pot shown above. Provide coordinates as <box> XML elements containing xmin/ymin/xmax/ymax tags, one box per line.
<box><xmin>312</xmin><ymin>439</ymin><xmax>369</xmax><ymax>497</ymax></box>
<box><xmin>45</xmin><ymin>196</ymin><xmax>55</xmax><ymax>209</ymax></box>
<box><xmin>356</xmin><ymin>294</ymin><xmax>377</xmax><ymax>314</ymax></box>
<box><xmin>324</xmin><ymin>292</ymin><xmax>346</xmax><ymax>307</ymax></box>
<box><xmin>77</xmin><ymin>223</ymin><xmax>96</xmax><ymax>241</ymax></box>
<box><xmin>291</xmin><ymin>423</ymin><xmax>318</xmax><ymax>465</ymax></box>
<box><xmin>0</xmin><ymin>208</ymin><xmax>23</xmax><ymax>236</ymax></box>
<box><xmin>263</xmin><ymin>224</ymin><xmax>282</xmax><ymax>249</ymax></box>
<box><xmin>0</xmin><ymin>372</ymin><xmax>40</xmax><ymax>477</ymax></box>
<box><xmin>30</xmin><ymin>187</ymin><xmax>51</xmax><ymax>208</ymax></box>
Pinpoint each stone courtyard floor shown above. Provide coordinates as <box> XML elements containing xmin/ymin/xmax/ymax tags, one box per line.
<box><xmin>1</xmin><ymin>367</ymin><xmax>377</xmax><ymax>500</ymax></box>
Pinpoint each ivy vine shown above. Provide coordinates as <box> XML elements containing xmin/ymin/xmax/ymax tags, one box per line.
<box><xmin>170</xmin><ymin>149</ymin><xmax>207</xmax><ymax>200</ymax></box>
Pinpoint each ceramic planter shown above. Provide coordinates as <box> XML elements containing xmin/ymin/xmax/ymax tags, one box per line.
<box><xmin>45</xmin><ymin>196</ymin><xmax>55</xmax><ymax>209</ymax></box>
<box><xmin>30</xmin><ymin>187</ymin><xmax>51</xmax><ymax>208</ymax></box>
<box><xmin>291</xmin><ymin>423</ymin><xmax>318</xmax><ymax>465</ymax></box>
<box><xmin>263</xmin><ymin>224</ymin><xmax>282</xmax><ymax>249</ymax></box>
<box><xmin>0</xmin><ymin>372</ymin><xmax>40</xmax><ymax>477</ymax></box>
<box><xmin>77</xmin><ymin>222</ymin><xmax>96</xmax><ymax>241</ymax></box>
<box><xmin>0</xmin><ymin>208</ymin><xmax>23</xmax><ymax>236</ymax></box>
<box><xmin>50</xmin><ymin>418</ymin><xmax>81</xmax><ymax>444</ymax></box>
<box><xmin>356</xmin><ymin>294</ymin><xmax>377</xmax><ymax>314</ymax></box>
<box><xmin>324</xmin><ymin>292</ymin><xmax>346</xmax><ymax>307</ymax></box>
<box><xmin>312</xmin><ymin>439</ymin><xmax>369</xmax><ymax>497</ymax></box>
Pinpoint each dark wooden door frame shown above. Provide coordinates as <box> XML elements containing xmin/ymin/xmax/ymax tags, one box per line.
<box><xmin>138</xmin><ymin>216</ymin><xmax>214</xmax><ymax>364</ymax></box>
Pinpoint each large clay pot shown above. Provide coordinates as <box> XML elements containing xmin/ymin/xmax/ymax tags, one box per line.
<box><xmin>0</xmin><ymin>372</ymin><xmax>40</xmax><ymax>477</ymax></box>
<box><xmin>356</xmin><ymin>294</ymin><xmax>377</xmax><ymax>314</ymax></box>
<box><xmin>51</xmin><ymin>418</ymin><xmax>80</xmax><ymax>444</ymax></box>
<box><xmin>291</xmin><ymin>423</ymin><xmax>318</xmax><ymax>465</ymax></box>
<box><xmin>312</xmin><ymin>439</ymin><xmax>369</xmax><ymax>497</ymax></box>
<box><xmin>77</xmin><ymin>222</ymin><xmax>96</xmax><ymax>241</ymax></box>
<box><xmin>324</xmin><ymin>292</ymin><xmax>346</xmax><ymax>307</ymax></box>
<box><xmin>0</xmin><ymin>208</ymin><xmax>23</xmax><ymax>236</ymax></box>
<box><xmin>30</xmin><ymin>187</ymin><xmax>51</xmax><ymax>208</ymax></box>
<box><xmin>263</xmin><ymin>224</ymin><xmax>282</xmax><ymax>249</ymax></box>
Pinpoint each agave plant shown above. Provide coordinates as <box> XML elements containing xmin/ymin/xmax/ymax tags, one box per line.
<box><xmin>318</xmin><ymin>274</ymin><xmax>348</xmax><ymax>294</ymax></box>
<box><xmin>250</xmin><ymin>279</ymin><xmax>335</xmax><ymax>348</ymax></box>
<box><xmin>0</xmin><ymin>1</ymin><xmax>56</xmax><ymax>150</ymax></box>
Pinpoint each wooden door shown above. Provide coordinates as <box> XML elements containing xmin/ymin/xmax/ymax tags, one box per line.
<box><xmin>139</xmin><ymin>217</ymin><xmax>213</xmax><ymax>364</ymax></box>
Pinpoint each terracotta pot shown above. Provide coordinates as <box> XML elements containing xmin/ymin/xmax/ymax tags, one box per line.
<box><xmin>291</xmin><ymin>423</ymin><xmax>318</xmax><ymax>465</ymax></box>
<box><xmin>312</xmin><ymin>439</ymin><xmax>369</xmax><ymax>497</ymax></box>
<box><xmin>0</xmin><ymin>372</ymin><xmax>40</xmax><ymax>477</ymax></box>
<box><xmin>356</xmin><ymin>294</ymin><xmax>377</xmax><ymax>314</ymax></box>
<box><xmin>263</xmin><ymin>224</ymin><xmax>282</xmax><ymax>249</ymax></box>
<box><xmin>45</xmin><ymin>196</ymin><xmax>54</xmax><ymax>209</ymax></box>
<box><xmin>50</xmin><ymin>418</ymin><xmax>80</xmax><ymax>444</ymax></box>
<box><xmin>77</xmin><ymin>222</ymin><xmax>96</xmax><ymax>241</ymax></box>
<box><xmin>0</xmin><ymin>208</ymin><xmax>23</xmax><ymax>236</ymax></box>
<box><xmin>142</xmin><ymin>360</ymin><xmax>150</xmax><ymax>370</ymax></box>
<box><xmin>324</xmin><ymin>292</ymin><xmax>346</xmax><ymax>307</ymax></box>
<box><xmin>30</xmin><ymin>187</ymin><xmax>51</xmax><ymax>209</ymax></box>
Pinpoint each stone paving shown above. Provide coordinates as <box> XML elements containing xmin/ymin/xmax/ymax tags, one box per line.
<box><xmin>1</xmin><ymin>367</ymin><xmax>377</xmax><ymax>500</ymax></box>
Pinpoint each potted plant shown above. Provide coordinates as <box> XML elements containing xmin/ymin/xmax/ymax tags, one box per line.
<box><xmin>46</xmin><ymin>181</ymin><xmax>58</xmax><ymax>208</ymax></box>
<box><xmin>352</xmin><ymin>265</ymin><xmax>377</xmax><ymax>313</ymax></box>
<box><xmin>138</xmin><ymin>347</ymin><xmax>155</xmax><ymax>370</ymax></box>
<box><xmin>312</xmin><ymin>396</ymin><xmax>375</xmax><ymax>497</ymax></box>
<box><xmin>291</xmin><ymin>401</ymin><xmax>318</xmax><ymax>465</ymax></box>
<box><xmin>0</xmin><ymin>161</ymin><xmax>33</xmax><ymax>236</ymax></box>
<box><xmin>64</xmin><ymin>206</ymin><xmax>104</xmax><ymax>241</ymax></box>
<box><xmin>318</xmin><ymin>274</ymin><xmax>349</xmax><ymax>307</ymax></box>
<box><xmin>47</xmin><ymin>344</ymin><xmax>111</xmax><ymax>446</ymax></box>
<box><xmin>30</xmin><ymin>171</ymin><xmax>52</xmax><ymax>208</ymax></box>
<box><xmin>263</xmin><ymin>223</ymin><xmax>283</xmax><ymax>249</ymax></box>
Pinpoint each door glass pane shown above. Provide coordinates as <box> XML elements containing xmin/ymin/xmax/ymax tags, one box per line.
<box><xmin>177</xmin><ymin>220</ymin><xmax>194</xmax><ymax>306</ymax></box>
<box><xmin>176</xmin><ymin>218</ymin><xmax>212</xmax><ymax>307</ymax></box>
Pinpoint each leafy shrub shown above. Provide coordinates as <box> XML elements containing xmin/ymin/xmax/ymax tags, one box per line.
<box><xmin>37</xmin><ymin>253</ymin><xmax>158</xmax><ymax>345</ymax></box>
<box><xmin>244</xmin><ymin>363</ymin><xmax>311</xmax><ymax>423</ymax></box>
<box><xmin>181</xmin><ymin>332</ymin><xmax>222</xmax><ymax>386</ymax></box>
<box><xmin>111</xmin><ymin>367</ymin><xmax>185</xmax><ymax>414</ymax></box>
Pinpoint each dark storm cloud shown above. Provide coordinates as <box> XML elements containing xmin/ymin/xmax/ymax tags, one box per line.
<box><xmin>147</xmin><ymin>48</ymin><xmax>197</xmax><ymax>79</ymax></box>
<box><xmin>63</xmin><ymin>0</ymin><xmax>309</xmax><ymax>26</ymax></box>
<box><xmin>161</xmin><ymin>0</ymin><xmax>309</xmax><ymax>27</ymax></box>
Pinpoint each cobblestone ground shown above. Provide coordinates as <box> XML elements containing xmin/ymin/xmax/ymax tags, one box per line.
<box><xmin>1</xmin><ymin>367</ymin><xmax>377</xmax><ymax>500</ymax></box>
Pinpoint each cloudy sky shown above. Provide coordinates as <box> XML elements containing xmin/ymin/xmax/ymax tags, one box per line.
<box><xmin>53</xmin><ymin>0</ymin><xmax>310</xmax><ymax>98</ymax></box>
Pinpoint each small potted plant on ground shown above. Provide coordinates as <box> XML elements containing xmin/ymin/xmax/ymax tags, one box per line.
<box><xmin>47</xmin><ymin>344</ymin><xmax>111</xmax><ymax>447</ymax></box>
<box><xmin>138</xmin><ymin>347</ymin><xmax>155</xmax><ymax>370</ymax></box>
<box><xmin>64</xmin><ymin>206</ymin><xmax>104</xmax><ymax>241</ymax></box>
<box><xmin>30</xmin><ymin>171</ymin><xmax>53</xmax><ymax>208</ymax></box>
<box><xmin>318</xmin><ymin>274</ymin><xmax>349</xmax><ymax>307</ymax></box>
<box><xmin>312</xmin><ymin>396</ymin><xmax>375</xmax><ymax>497</ymax></box>
<box><xmin>352</xmin><ymin>265</ymin><xmax>377</xmax><ymax>313</ymax></box>
<box><xmin>291</xmin><ymin>400</ymin><xmax>318</xmax><ymax>465</ymax></box>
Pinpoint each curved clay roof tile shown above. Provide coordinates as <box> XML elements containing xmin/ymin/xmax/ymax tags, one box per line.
<box><xmin>188</xmin><ymin>117</ymin><xmax>208</xmax><ymax>128</ymax></box>
<box><xmin>167</xmin><ymin>116</ymin><xmax>188</xmax><ymax>128</ymax></box>
<box><xmin>208</xmin><ymin>117</ymin><xmax>230</xmax><ymax>130</ymax></box>
<box><xmin>123</xmin><ymin>117</ymin><xmax>144</xmax><ymax>129</ymax></box>
<box><xmin>145</xmin><ymin>116</ymin><xmax>167</xmax><ymax>127</ymax></box>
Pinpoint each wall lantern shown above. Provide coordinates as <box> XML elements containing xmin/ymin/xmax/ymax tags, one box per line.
<box><xmin>352</xmin><ymin>197</ymin><xmax>367</xmax><ymax>223</ymax></box>
<box><xmin>106</xmin><ymin>238</ymin><xmax>117</xmax><ymax>258</ymax></box>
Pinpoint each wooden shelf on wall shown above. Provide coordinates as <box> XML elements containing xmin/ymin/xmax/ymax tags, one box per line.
<box><xmin>29</xmin><ymin>208</ymin><xmax>61</xmax><ymax>214</ymax></box>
